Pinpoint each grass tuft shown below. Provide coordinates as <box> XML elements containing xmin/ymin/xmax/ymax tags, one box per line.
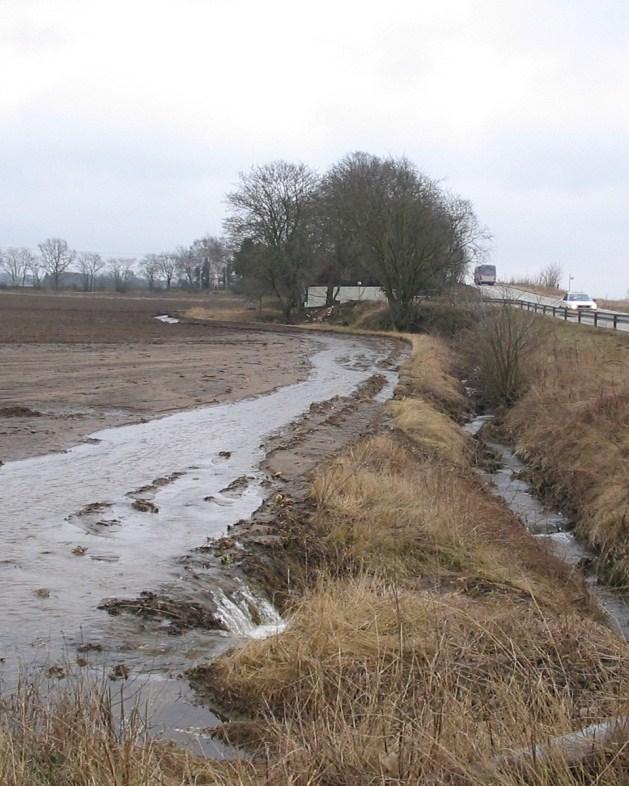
<box><xmin>0</xmin><ymin>676</ymin><xmax>256</xmax><ymax>785</ymax></box>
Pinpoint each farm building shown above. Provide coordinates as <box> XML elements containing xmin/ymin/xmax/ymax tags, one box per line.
<box><xmin>305</xmin><ymin>283</ymin><xmax>387</xmax><ymax>309</ymax></box>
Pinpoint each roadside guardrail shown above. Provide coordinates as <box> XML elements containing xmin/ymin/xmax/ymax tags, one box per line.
<box><xmin>487</xmin><ymin>297</ymin><xmax>629</xmax><ymax>331</ymax></box>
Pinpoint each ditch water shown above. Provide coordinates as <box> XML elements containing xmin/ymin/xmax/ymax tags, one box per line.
<box><xmin>465</xmin><ymin>415</ymin><xmax>629</xmax><ymax>639</ymax></box>
<box><xmin>0</xmin><ymin>333</ymin><xmax>399</xmax><ymax>755</ymax></box>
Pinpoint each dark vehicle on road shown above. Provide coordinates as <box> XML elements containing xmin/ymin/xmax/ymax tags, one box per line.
<box><xmin>474</xmin><ymin>264</ymin><xmax>496</xmax><ymax>286</ymax></box>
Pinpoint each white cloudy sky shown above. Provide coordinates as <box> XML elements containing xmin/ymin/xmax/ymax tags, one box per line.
<box><xmin>1</xmin><ymin>0</ymin><xmax>628</xmax><ymax>295</ymax></box>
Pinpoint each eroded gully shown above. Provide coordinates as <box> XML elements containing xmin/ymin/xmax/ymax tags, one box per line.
<box><xmin>0</xmin><ymin>332</ymin><xmax>400</xmax><ymax>756</ymax></box>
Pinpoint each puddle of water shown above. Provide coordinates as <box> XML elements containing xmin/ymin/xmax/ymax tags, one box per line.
<box><xmin>466</xmin><ymin>415</ymin><xmax>629</xmax><ymax>638</ymax></box>
<box><xmin>0</xmin><ymin>334</ymin><xmax>398</xmax><ymax>745</ymax></box>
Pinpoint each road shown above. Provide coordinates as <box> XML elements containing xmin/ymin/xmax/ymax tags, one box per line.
<box><xmin>478</xmin><ymin>284</ymin><xmax>629</xmax><ymax>333</ymax></box>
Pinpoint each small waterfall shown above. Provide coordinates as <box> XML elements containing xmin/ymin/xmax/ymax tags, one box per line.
<box><xmin>211</xmin><ymin>581</ymin><xmax>285</xmax><ymax>639</ymax></box>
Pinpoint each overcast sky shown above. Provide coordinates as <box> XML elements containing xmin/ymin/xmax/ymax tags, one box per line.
<box><xmin>1</xmin><ymin>0</ymin><xmax>627</xmax><ymax>295</ymax></box>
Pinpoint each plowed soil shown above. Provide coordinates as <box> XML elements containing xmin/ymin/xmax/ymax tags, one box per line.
<box><xmin>0</xmin><ymin>291</ymin><xmax>311</xmax><ymax>462</ymax></box>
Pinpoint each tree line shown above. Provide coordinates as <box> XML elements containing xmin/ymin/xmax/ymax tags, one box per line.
<box><xmin>0</xmin><ymin>236</ymin><xmax>230</xmax><ymax>293</ymax></box>
<box><xmin>227</xmin><ymin>151</ymin><xmax>489</xmax><ymax>327</ymax></box>
<box><xmin>2</xmin><ymin>152</ymin><xmax>489</xmax><ymax>324</ymax></box>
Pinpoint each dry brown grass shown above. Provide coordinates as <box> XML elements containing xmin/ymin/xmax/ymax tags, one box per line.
<box><xmin>350</xmin><ymin>301</ymin><xmax>392</xmax><ymax>329</ymax></box>
<box><xmin>503</xmin><ymin>278</ymin><xmax>564</xmax><ymax>297</ymax></box>
<box><xmin>189</xmin><ymin>333</ymin><xmax>629</xmax><ymax>784</ymax></box>
<box><xmin>598</xmin><ymin>299</ymin><xmax>629</xmax><ymax>313</ymax></box>
<box><xmin>309</xmin><ymin>432</ymin><xmax>590</xmax><ymax>608</ymax></box>
<box><xmin>184</xmin><ymin>293</ymin><xmax>282</xmax><ymax>323</ymax></box>
<box><xmin>0</xmin><ymin>677</ymin><xmax>256</xmax><ymax>786</ymax></box>
<box><xmin>201</xmin><ymin>577</ymin><xmax>629</xmax><ymax>785</ymax></box>
<box><xmin>395</xmin><ymin>334</ymin><xmax>467</xmax><ymax>416</ymax></box>
<box><xmin>185</xmin><ymin>305</ymin><xmax>261</xmax><ymax>323</ymax></box>
<box><xmin>389</xmin><ymin>398</ymin><xmax>468</xmax><ymax>464</ymax></box>
<box><xmin>505</xmin><ymin>327</ymin><xmax>629</xmax><ymax>586</ymax></box>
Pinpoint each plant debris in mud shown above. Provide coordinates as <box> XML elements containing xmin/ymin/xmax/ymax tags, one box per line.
<box><xmin>131</xmin><ymin>499</ymin><xmax>159</xmax><ymax>513</ymax></box>
<box><xmin>109</xmin><ymin>663</ymin><xmax>130</xmax><ymax>681</ymax></box>
<box><xmin>127</xmin><ymin>472</ymin><xmax>185</xmax><ymax>497</ymax></box>
<box><xmin>221</xmin><ymin>475</ymin><xmax>253</xmax><ymax>494</ymax></box>
<box><xmin>98</xmin><ymin>591</ymin><xmax>229</xmax><ymax>634</ymax></box>
<box><xmin>76</xmin><ymin>501</ymin><xmax>111</xmax><ymax>516</ymax></box>
<box><xmin>0</xmin><ymin>405</ymin><xmax>42</xmax><ymax>417</ymax></box>
<box><xmin>77</xmin><ymin>642</ymin><xmax>103</xmax><ymax>653</ymax></box>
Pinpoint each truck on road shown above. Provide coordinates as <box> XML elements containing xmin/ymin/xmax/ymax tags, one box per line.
<box><xmin>474</xmin><ymin>264</ymin><xmax>497</xmax><ymax>286</ymax></box>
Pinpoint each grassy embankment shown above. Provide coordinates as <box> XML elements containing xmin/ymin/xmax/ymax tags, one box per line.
<box><xmin>4</xmin><ymin>307</ymin><xmax>629</xmax><ymax>783</ymax></box>
<box><xmin>192</xmin><ymin>329</ymin><xmax>629</xmax><ymax>784</ymax></box>
<box><xmin>488</xmin><ymin>318</ymin><xmax>629</xmax><ymax>589</ymax></box>
<box><xmin>501</xmin><ymin>278</ymin><xmax>563</xmax><ymax>298</ymax></box>
<box><xmin>598</xmin><ymin>298</ymin><xmax>629</xmax><ymax>313</ymax></box>
<box><xmin>184</xmin><ymin>292</ymin><xmax>282</xmax><ymax>324</ymax></box>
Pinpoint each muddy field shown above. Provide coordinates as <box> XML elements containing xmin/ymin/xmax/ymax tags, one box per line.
<box><xmin>0</xmin><ymin>295</ymin><xmax>402</xmax><ymax>751</ymax></box>
<box><xmin>0</xmin><ymin>291</ymin><xmax>311</xmax><ymax>461</ymax></box>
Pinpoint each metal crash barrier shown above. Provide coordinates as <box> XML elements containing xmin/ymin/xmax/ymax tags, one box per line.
<box><xmin>484</xmin><ymin>298</ymin><xmax>629</xmax><ymax>331</ymax></box>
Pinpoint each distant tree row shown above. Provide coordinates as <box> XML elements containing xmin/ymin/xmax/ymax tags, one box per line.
<box><xmin>1</xmin><ymin>153</ymin><xmax>489</xmax><ymax>325</ymax></box>
<box><xmin>226</xmin><ymin>152</ymin><xmax>489</xmax><ymax>327</ymax></box>
<box><xmin>0</xmin><ymin>236</ymin><xmax>230</xmax><ymax>293</ymax></box>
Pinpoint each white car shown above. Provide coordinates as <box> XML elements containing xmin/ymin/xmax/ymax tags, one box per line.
<box><xmin>557</xmin><ymin>292</ymin><xmax>598</xmax><ymax>311</ymax></box>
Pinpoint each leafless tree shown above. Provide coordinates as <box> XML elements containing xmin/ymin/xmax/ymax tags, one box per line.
<box><xmin>29</xmin><ymin>256</ymin><xmax>42</xmax><ymax>288</ymax></box>
<box><xmin>473</xmin><ymin>303</ymin><xmax>547</xmax><ymax>405</ymax></box>
<box><xmin>38</xmin><ymin>238</ymin><xmax>75</xmax><ymax>289</ymax></box>
<box><xmin>191</xmin><ymin>235</ymin><xmax>230</xmax><ymax>289</ymax></box>
<box><xmin>314</xmin><ymin>169</ymin><xmax>367</xmax><ymax>305</ymax></box>
<box><xmin>157</xmin><ymin>254</ymin><xmax>177</xmax><ymax>289</ymax></box>
<box><xmin>77</xmin><ymin>252</ymin><xmax>103</xmax><ymax>292</ymax></box>
<box><xmin>108</xmin><ymin>258</ymin><xmax>135</xmax><ymax>293</ymax></box>
<box><xmin>1</xmin><ymin>247</ymin><xmax>35</xmax><ymax>286</ymax></box>
<box><xmin>320</xmin><ymin>152</ymin><xmax>487</xmax><ymax>328</ymax></box>
<box><xmin>537</xmin><ymin>263</ymin><xmax>562</xmax><ymax>291</ymax></box>
<box><xmin>225</xmin><ymin>161</ymin><xmax>319</xmax><ymax>319</ymax></box>
<box><xmin>141</xmin><ymin>254</ymin><xmax>160</xmax><ymax>290</ymax></box>
<box><xmin>176</xmin><ymin>246</ymin><xmax>198</xmax><ymax>289</ymax></box>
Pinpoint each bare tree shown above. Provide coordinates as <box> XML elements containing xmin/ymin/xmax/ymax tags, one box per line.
<box><xmin>313</xmin><ymin>169</ymin><xmax>367</xmax><ymax>305</ymax></box>
<box><xmin>473</xmin><ymin>304</ymin><xmax>547</xmax><ymax>405</ymax></box>
<box><xmin>156</xmin><ymin>254</ymin><xmax>177</xmax><ymax>289</ymax></box>
<box><xmin>191</xmin><ymin>235</ymin><xmax>230</xmax><ymax>289</ymax></box>
<box><xmin>108</xmin><ymin>258</ymin><xmax>135</xmax><ymax>293</ymax></box>
<box><xmin>537</xmin><ymin>263</ymin><xmax>562</xmax><ymax>291</ymax></box>
<box><xmin>38</xmin><ymin>238</ymin><xmax>75</xmax><ymax>289</ymax></box>
<box><xmin>29</xmin><ymin>256</ymin><xmax>42</xmax><ymax>288</ymax></box>
<box><xmin>225</xmin><ymin>161</ymin><xmax>319</xmax><ymax>320</ymax></box>
<box><xmin>1</xmin><ymin>247</ymin><xmax>35</xmax><ymax>286</ymax></box>
<box><xmin>320</xmin><ymin>152</ymin><xmax>487</xmax><ymax>328</ymax></box>
<box><xmin>141</xmin><ymin>254</ymin><xmax>160</xmax><ymax>290</ymax></box>
<box><xmin>77</xmin><ymin>252</ymin><xmax>103</xmax><ymax>292</ymax></box>
<box><xmin>176</xmin><ymin>246</ymin><xmax>198</xmax><ymax>289</ymax></box>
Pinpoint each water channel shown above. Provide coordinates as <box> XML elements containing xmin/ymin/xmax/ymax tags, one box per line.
<box><xmin>0</xmin><ymin>333</ymin><xmax>398</xmax><ymax>754</ymax></box>
<box><xmin>466</xmin><ymin>415</ymin><xmax>629</xmax><ymax>640</ymax></box>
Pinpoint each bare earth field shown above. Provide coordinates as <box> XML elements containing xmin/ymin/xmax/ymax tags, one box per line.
<box><xmin>0</xmin><ymin>291</ymin><xmax>312</xmax><ymax>462</ymax></box>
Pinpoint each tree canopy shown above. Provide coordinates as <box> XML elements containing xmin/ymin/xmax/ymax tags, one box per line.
<box><xmin>225</xmin><ymin>152</ymin><xmax>488</xmax><ymax>326</ymax></box>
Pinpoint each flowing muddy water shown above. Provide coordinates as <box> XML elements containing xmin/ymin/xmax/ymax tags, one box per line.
<box><xmin>466</xmin><ymin>416</ymin><xmax>629</xmax><ymax>639</ymax></box>
<box><xmin>0</xmin><ymin>333</ymin><xmax>399</xmax><ymax>754</ymax></box>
